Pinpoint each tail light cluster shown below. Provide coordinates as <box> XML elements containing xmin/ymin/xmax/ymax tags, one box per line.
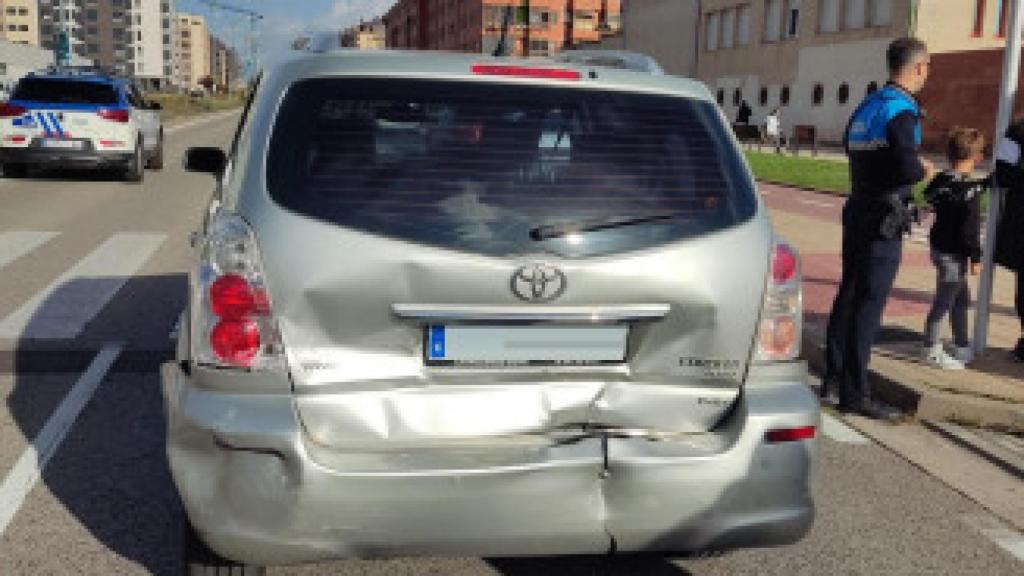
<box><xmin>755</xmin><ymin>240</ymin><xmax>802</xmax><ymax>362</ymax></box>
<box><xmin>0</xmin><ymin>102</ymin><xmax>27</xmax><ymax>118</ymax></box>
<box><xmin>193</xmin><ymin>214</ymin><xmax>284</xmax><ymax>370</ymax></box>
<box><xmin>97</xmin><ymin>108</ymin><xmax>130</xmax><ymax>123</ymax></box>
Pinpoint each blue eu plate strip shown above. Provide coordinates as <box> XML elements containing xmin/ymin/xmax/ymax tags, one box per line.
<box><xmin>428</xmin><ymin>325</ymin><xmax>445</xmax><ymax>359</ymax></box>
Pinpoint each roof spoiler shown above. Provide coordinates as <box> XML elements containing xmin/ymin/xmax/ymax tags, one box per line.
<box><xmin>553</xmin><ymin>51</ymin><xmax>665</xmax><ymax>75</ymax></box>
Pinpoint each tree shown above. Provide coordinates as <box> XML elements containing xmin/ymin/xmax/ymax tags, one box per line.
<box><xmin>198</xmin><ymin>76</ymin><xmax>215</xmax><ymax>92</ymax></box>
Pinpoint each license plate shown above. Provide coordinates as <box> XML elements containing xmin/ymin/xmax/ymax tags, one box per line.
<box><xmin>41</xmin><ymin>139</ymin><xmax>82</xmax><ymax>149</ymax></box>
<box><xmin>425</xmin><ymin>324</ymin><xmax>628</xmax><ymax>366</ymax></box>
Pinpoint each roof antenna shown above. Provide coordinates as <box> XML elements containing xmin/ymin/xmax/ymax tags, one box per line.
<box><xmin>493</xmin><ymin>5</ymin><xmax>513</xmax><ymax>57</ymax></box>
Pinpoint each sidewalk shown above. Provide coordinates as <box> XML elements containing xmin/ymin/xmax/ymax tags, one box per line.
<box><xmin>762</xmin><ymin>182</ymin><xmax>1024</xmax><ymax>432</ymax></box>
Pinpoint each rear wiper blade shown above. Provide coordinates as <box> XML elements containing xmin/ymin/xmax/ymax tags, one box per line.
<box><xmin>529</xmin><ymin>213</ymin><xmax>691</xmax><ymax>241</ymax></box>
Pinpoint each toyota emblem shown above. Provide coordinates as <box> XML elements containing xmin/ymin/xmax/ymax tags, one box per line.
<box><xmin>510</xmin><ymin>264</ymin><xmax>567</xmax><ymax>302</ymax></box>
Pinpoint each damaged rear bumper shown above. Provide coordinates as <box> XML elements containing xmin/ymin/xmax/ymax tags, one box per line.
<box><xmin>162</xmin><ymin>361</ymin><xmax>817</xmax><ymax>565</ymax></box>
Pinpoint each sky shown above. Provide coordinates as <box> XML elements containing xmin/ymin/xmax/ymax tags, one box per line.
<box><xmin>176</xmin><ymin>0</ymin><xmax>394</xmax><ymax>71</ymax></box>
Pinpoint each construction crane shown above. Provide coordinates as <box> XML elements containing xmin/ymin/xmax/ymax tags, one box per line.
<box><xmin>194</xmin><ymin>0</ymin><xmax>264</xmax><ymax>79</ymax></box>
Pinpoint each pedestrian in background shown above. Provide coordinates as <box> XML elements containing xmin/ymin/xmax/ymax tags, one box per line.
<box><xmin>736</xmin><ymin>100</ymin><xmax>752</xmax><ymax>125</ymax></box>
<box><xmin>921</xmin><ymin>127</ymin><xmax>986</xmax><ymax>370</ymax></box>
<box><xmin>765</xmin><ymin>107</ymin><xmax>783</xmax><ymax>153</ymax></box>
<box><xmin>993</xmin><ymin>119</ymin><xmax>1024</xmax><ymax>362</ymax></box>
<box><xmin>822</xmin><ymin>37</ymin><xmax>935</xmax><ymax>420</ymax></box>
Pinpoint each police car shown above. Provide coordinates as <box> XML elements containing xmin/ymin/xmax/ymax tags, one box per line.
<box><xmin>0</xmin><ymin>66</ymin><xmax>163</xmax><ymax>183</ymax></box>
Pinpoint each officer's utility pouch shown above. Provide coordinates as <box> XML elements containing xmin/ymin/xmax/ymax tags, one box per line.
<box><xmin>877</xmin><ymin>196</ymin><xmax>912</xmax><ymax>240</ymax></box>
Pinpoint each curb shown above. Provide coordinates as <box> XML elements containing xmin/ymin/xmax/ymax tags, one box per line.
<box><xmin>758</xmin><ymin>179</ymin><xmax>850</xmax><ymax>199</ymax></box>
<box><xmin>922</xmin><ymin>420</ymin><xmax>1024</xmax><ymax>480</ymax></box>
<box><xmin>801</xmin><ymin>326</ymin><xmax>1024</xmax><ymax>432</ymax></box>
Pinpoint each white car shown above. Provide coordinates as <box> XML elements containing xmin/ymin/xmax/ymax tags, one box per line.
<box><xmin>0</xmin><ymin>68</ymin><xmax>163</xmax><ymax>182</ymax></box>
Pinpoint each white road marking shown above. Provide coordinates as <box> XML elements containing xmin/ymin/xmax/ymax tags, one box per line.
<box><xmin>166</xmin><ymin>109</ymin><xmax>241</xmax><ymax>135</ymax></box>
<box><xmin>0</xmin><ymin>344</ymin><xmax>121</xmax><ymax>535</ymax></box>
<box><xmin>821</xmin><ymin>413</ymin><xmax>872</xmax><ymax>444</ymax></box>
<box><xmin>0</xmin><ymin>231</ymin><xmax>58</xmax><ymax>270</ymax></box>
<box><xmin>961</xmin><ymin>514</ymin><xmax>1024</xmax><ymax>562</ymax></box>
<box><xmin>795</xmin><ymin>197</ymin><xmax>836</xmax><ymax>208</ymax></box>
<box><xmin>0</xmin><ymin>233</ymin><xmax>166</xmax><ymax>339</ymax></box>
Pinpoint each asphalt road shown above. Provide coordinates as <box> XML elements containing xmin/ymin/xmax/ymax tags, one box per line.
<box><xmin>0</xmin><ymin>113</ymin><xmax>1021</xmax><ymax>575</ymax></box>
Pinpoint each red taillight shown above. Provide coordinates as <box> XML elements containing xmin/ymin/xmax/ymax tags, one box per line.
<box><xmin>772</xmin><ymin>243</ymin><xmax>798</xmax><ymax>284</ymax></box>
<box><xmin>97</xmin><ymin>108</ymin><xmax>130</xmax><ymax>123</ymax></box>
<box><xmin>766</xmin><ymin>426</ymin><xmax>816</xmax><ymax>443</ymax></box>
<box><xmin>210</xmin><ymin>274</ymin><xmax>257</xmax><ymax>319</ymax></box>
<box><xmin>210</xmin><ymin>319</ymin><xmax>261</xmax><ymax>366</ymax></box>
<box><xmin>5</xmin><ymin>135</ymin><xmax>26</xmax><ymax>143</ymax></box>
<box><xmin>0</xmin><ymin>102</ymin><xmax>27</xmax><ymax>118</ymax></box>
<box><xmin>98</xmin><ymin>139</ymin><xmax>125</xmax><ymax>148</ymax></box>
<box><xmin>471</xmin><ymin>64</ymin><xmax>581</xmax><ymax>81</ymax></box>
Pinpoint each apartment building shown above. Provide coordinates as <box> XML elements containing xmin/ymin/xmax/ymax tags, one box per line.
<box><xmin>209</xmin><ymin>34</ymin><xmax>237</xmax><ymax>91</ymax></box>
<box><xmin>37</xmin><ymin>0</ymin><xmax>176</xmax><ymax>89</ymax></box>
<box><xmin>697</xmin><ymin>0</ymin><xmax>1024</xmax><ymax>148</ymax></box>
<box><xmin>384</xmin><ymin>0</ymin><xmax>622</xmax><ymax>57</ymax></box>
<box><xmin>0</xmin><ymin>0</ymin><xmax>38</xmax><ymax>46</ymax></box>
<box><xmin>341</xmin><ymin>18</ymin><xmax>386</xmax><ymax>49</ymax></box>
<box><xmin>175</xmin><ymin>11</ymin><xmax>210</xmax><ymax>91</ymax></box>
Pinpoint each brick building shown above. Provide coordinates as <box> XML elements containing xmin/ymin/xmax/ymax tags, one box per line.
<box><xmin>383</xmin><ymin>0</ymin><xmax>621</xmax><ymax>57</ymax></box>
<box><xmin>341</xmin><ymin>18</ymin><xmax>386</xmax><ymax>49</ymax></box>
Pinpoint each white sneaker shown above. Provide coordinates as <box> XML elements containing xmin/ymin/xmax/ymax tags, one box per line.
<box><xmin>921</xmin><ymin>344</ymin><xmax>965</xmax><ymax>370</ymax></box>
<box><xmin>954</xmin><ymin>346</ymin><xmax>975</xmax><ymax>365</ymax></box>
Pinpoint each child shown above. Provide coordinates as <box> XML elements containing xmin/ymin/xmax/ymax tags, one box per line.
<box><xmin>921</xmin><ymin>127</ymin><xmax>986</xmax><ymax>369</ymax></box>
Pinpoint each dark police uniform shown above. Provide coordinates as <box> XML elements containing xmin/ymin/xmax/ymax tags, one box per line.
<box><xmin>824</xmin><ymin>83</ymin><xmax>926</xmax><ymax>411</ymax></box>
<box><xmin>994</xmin><ymin>121</ymin><xmax>1024</xmax><ymax>359</ymax></box>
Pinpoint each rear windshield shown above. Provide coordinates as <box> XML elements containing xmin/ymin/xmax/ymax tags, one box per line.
<box><xmin>266</xmin><ymin>78</ymin><xmax>757</xmax><ymax>258</ymax></box>
<box><xmin>12</xmin><ymin>78</ymin><xmax>119</xmax><ymax>105</ymax></box>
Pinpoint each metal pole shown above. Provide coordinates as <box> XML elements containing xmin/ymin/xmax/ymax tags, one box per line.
<box><xmin>975</xmin><ymin>0</ymin><xmax>1024</xmax><ymax>354</ymax></box>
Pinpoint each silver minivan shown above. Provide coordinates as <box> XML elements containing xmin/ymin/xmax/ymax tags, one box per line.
<box><xmin>166</xmin><ymin>49</ymin><xmax>818</xmax><ymax>573</ymax></box>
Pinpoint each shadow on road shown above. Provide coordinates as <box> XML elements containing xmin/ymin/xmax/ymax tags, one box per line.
<box><xmin>6</xmin><ymin>274</ymin><xmax>187</xmax><ymax>575</ymax></box>
<box><xmin>487</xmin><ymin>554</ymin><xmax>694</xmax><ymax>575</ymax></box>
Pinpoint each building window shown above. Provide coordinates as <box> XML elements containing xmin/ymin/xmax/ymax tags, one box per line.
<box><xmin>812</xmin><ymin>83</ymin><xmax>824</xmax><ymax>105</ymax></box>
<box><xmin>870</xmin><ymin>0</ymin><xmax>892</xmax><ymax>26</ymax></box>
<box><xmin>706</xmin><ymin>12</ymin><xmax>720</xmax><ymax>51</ymax></box>
<box><xmin>737</xmin><ymin>5</ymin><xmax>751</xmax><ymax>45</ymax></box>
<box><xmin>819</xmin><ymin>0</ymin><xmax>839</xmax><ymax>33</ymax></box>
<box><xmin>86</xmin><ymin>9</ymin><xmax>97</xmax><ymax>20</ymax></box>
<box><xmin>733</xmin><ymin>88</ymin><xmax>742</xmax><ymax>106</ymax></box>
<box><xmin>4</xmin><ymin>7</ymin><xmax>15</xmax><ymax>15</ymax></box>
<box><xmin>866</xmin><ymin>81</ymin><xmax>879</xmax><ymax>95</ymax></box>
<box><xmin>764</xmin><ymin>0</ymin><xmax>782</xmax><ymax>41</ymax></box>
<box><xmin>781</xmin><ymin>85</ymin><xmax>791</xmax><ymax>106</ymax></box>
<box><xmin>784</xmin><ymin>0</ymin><xmax>800</xmax><ymax>38</ymax></box>
<box><xmin>18</xmin><ymin>24</ymin><xmax>28</xmax><ymax>32</ymax></box>
<box><xmin>974</xmin><ymin>0</ymin><xmax>987</xmax><ymax>36</ymax></box>
<box><xmin>721</xmin><ymin>8</ymin><xmax>736</xmax><ymax>48</ymax></box>
<box><xmin>838</xmin><ymin>83</ymin><xmax>850</xmax><ymax>104</ymax></box>
<box><xmin>845</xmin><ymin>0</ymin><xmax>866</xmax><ymax>30</ymax></box>
<box><xmin>716</xmin><ymin>88</ymin><xmax>725</xmax><ymax>105</ymax></box>
<box><xmin>18</xmin><ymin>8</ymin><xmax>28</xmax><ymax>16</ymax></box>
<box><xmin>759</xmin><ymin>86</ymin><xmax>769</xmax><ymax>106</ymax></box>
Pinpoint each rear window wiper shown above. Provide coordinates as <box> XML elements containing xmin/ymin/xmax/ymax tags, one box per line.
<box><xmin>529</xmin><ymin>212</ymin><xmax>693</xmax><ymax>241</ymax></box>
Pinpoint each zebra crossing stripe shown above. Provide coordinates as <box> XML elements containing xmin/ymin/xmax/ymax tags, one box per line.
<box><xmin>0</xmin><ymin>231</ymin><xmax>58</xmax><ymax>271</ymax></box>
<box><xmin>0</xmin><ymin>233</ymin><xmax>166</xmax><ymax>340</ymax></box>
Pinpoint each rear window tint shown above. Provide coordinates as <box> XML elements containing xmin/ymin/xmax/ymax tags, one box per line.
<box><xmin>266</xmin><ymin>78</ymin><xmax>757</xmax><ymax>258</ymax></box>
<box><xmin>12</xmin><ymin>78</ymin><xmax>119</xmax><ymax>105</ymax></box>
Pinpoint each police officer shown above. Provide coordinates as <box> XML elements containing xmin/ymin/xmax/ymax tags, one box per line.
<box><xmin>822</xmin><ymin>38</ymin><xmax>935</xmax><ymax>420</ymax></box>
<box><xmin>994</xmin><ymin>120</ymin><xmax>1024</xmax><ymax>361</ymax></box>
